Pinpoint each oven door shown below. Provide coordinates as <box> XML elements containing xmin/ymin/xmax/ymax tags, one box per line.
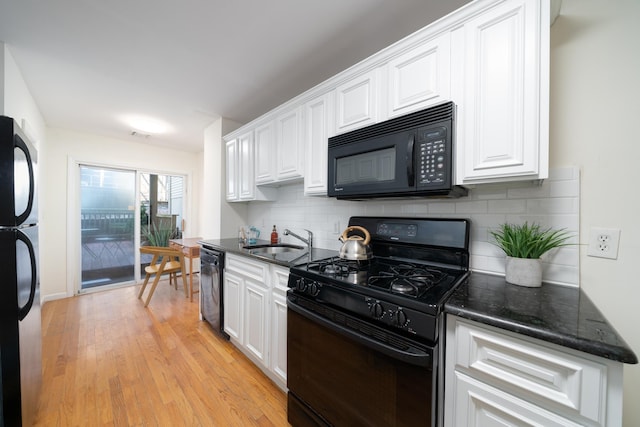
<box><xmin>328</xmin><ymin>129</ymin><xmax>415</xmax><ymax>198</ymax></box>
<box><xmin>287</xmin><ymin>293</ymin><xmax>436</xmax><ymax>427</ymax></box>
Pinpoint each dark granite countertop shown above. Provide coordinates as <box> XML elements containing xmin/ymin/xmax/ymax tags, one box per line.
<box><xmin>445</xmin><ymin>272</ymin><xmax>638</xmax><ymax>364</ymax></box>
<box><xmin>198</xmin><ymin>238</ymin><xmax>338</xmax><ymax>268</ymax></box>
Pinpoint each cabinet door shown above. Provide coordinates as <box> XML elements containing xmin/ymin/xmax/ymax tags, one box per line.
<box><xmin>335</xmin><ymin>69</ymin><xmax>378</xmax><ymax>134</ymax></box>
<box><xmin>238</xmin><ymin>131</ymin><xmax>255</xmax><ymax>200</ymax></box>
<box><xmin>387</xmin><ymin>33</ymin><xmax>451</xmax><ymax>118</ymax></box>
<box><xmin>244</xmin><ymin>281</ymin><xmax>269</xmax><ymax>365</ymax></box>
<box><xmin>255</xmin><ymin>121</ymin><xmax>276</xmax><ymax>184</ymax></box>
<box><xmin>222</xmin><ymin>271</ymin><xmax>243</xmax><ymax>341</ymax></box>
<box><xmin>446</xmin><ymin>372</ymin><xmax>583</xmax><ymax>427</ymax></box>
<box><xmin>304</xmin><ymin>92</ymin><xmax>333</xmax><ymax>196</ymax></box>
<box><xmin>225</xmin><ymin>139</ymin><xmax>239</xmax><ymax>201</ymax></box>
<box><xmin>450</xmin><ymin>316</ymin><xmax>611</xmax><ymax>425</ymax></box>
<box><xmin>276</xmin><ymin>107</ymin><xmax>304</xmax><ymax>181</ymax></box>
<box><xmin>271</xmin><ymin>292</ymin><xmax>288</xmax><ymax>387</ymax></box>
<box><xmin>455</xmin><ymin>0</ymin><xmax>549</xmax><ymax>184</ymax></box>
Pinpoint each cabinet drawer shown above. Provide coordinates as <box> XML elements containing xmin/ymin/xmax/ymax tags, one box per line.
<box><xmin>225</xmin><ymin>253</ymin><xmax>269</xmax><ymax>286</ymax></box>
<box><xmin>448</xmin><ymin>371</ymin><xmax>583</xmax><ymax>427</ymax></box>
<box><xmin>271</xmin><ymin>265</ymin><xmax>290</xmax><ymax>295</ymax></box>
<box><xmin>450</xmin><ymin>316</ymin><xmax>609</xmax><ymax>425</ymax></box>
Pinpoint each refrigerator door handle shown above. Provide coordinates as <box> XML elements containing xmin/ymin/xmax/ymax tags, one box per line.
<box><xmin>14</xmin><ymin>135</ymin><xmax>36</xmax><ymax>225</ymax></box>
<box><xmin>16</xmin><ymin>230</ymin><xmax>37</xmax><ymax>321</ymax></box>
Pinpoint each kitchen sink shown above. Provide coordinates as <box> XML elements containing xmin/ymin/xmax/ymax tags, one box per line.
<box><xmin>243</xmin><ymin>243</ymin><xmax>305</xmax><ymax>254</ymax></box>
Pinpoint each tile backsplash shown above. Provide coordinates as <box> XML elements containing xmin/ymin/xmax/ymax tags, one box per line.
<box><xmin>247</xmin><ymin>167</ymin><xmax>580</xmax><ymax>286</ymax></box>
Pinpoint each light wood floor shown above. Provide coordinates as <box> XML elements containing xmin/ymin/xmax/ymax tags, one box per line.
<box><xmin>35</xmin><ymin>277</ymin><xmax>289</xmax><ymax>426</ymax></box>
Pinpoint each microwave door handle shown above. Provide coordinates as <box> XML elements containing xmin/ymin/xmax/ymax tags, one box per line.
<box><xmin>406</xmin><ymin>134</ymin><xmax>415</xmax><ymax>186</ymax></box>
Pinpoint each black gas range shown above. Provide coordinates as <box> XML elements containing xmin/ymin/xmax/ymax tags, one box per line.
<box><xmin>288</xmin><ymin>216</ymin><xmax>470</xmax><ymax>344</ymax></box>
<box><xmin>286</xmin><ymin>216</ymin><xmax>470</xmax><ymax>427</ymax></box>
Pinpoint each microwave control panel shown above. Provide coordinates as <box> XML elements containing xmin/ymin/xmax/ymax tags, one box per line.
<box><xmin>416</xmin><ymin>126</ymin><xmax>450</xmax><ymax>186</ymax></box>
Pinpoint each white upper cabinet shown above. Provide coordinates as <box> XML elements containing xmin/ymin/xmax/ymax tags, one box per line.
<box><xmin>238</xmin><ymin>131</ymin><xmax>255</xmax><ymax>200</ymax></box>
<box><xmin>254</xmin><ymin>120</ymin><xmax>276</xmax><ymax>184</ymax></box>
<box><xmin>275</xmin><ymin>106</ymin><xmax>304</xmax><ymax>181</ymax></box>
<box><xmin>225</xmin><ymin>131</ymin><xmax>276</xmax><ymax>202</ymax></box>
<box><xmin>453</xmin><ymin>0</ymin><xmax>550</xmax><ymax>184</ymax></box>
<box><xmin>335</xmin><ymin>69</ymin><xmax>379</xmax><ymax>134</ymax></box>
<box><xmin>252</xmin><ymin>107</ymin><xmax>304</xmax><ymax>186</ymax></box>
<box><xmin>223</xmin><ymin>0</ymin><xmax>555</xmax><ymax>194</ymax></box>
<box><xmin>304</xmin><ymin>92</ymin><xmax>334</xmax><ymax>196</ymax></box>
<box><xmin>386</xmin><ymin>33</ymin><xmax>451</xmax><ymax>119</ymax></box>
<box><xmin>225</xmin><ymin>139</ymin><xmax>239</xmax><ymax>201</ymax></box>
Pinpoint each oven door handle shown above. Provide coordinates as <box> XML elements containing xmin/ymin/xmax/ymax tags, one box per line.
<box><xmin>288</xmin><ymin>296</ymin><xmax>432</xmax><ymax>368</ymax></box>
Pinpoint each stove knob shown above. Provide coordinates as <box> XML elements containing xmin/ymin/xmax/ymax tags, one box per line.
<box><xmin>308</xmin><ymin>281</ymin><xmax>320</xmax><ymax>296</ymax></box>
<box><xmin>369</xmin><ymin>301</ymin><xmax>385</xmax><ymax>319</ymax></box>
<box><xmin>393</xmin><ymin>309</ymin><xmax>408</xmax><ymax>327</ymax></box>
<box><xmin>295</xmin><ymin>278</ymin><xmax>308</xmax><ymax>292</ymax></box>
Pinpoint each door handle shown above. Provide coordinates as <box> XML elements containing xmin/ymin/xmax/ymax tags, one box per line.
<box><xmin>16</xmin><ymin>230</ymin><xmax>37</xmax><ymax>321</ymax></box>
<box><xmin>14</xmin><ymin>136</ymin><xmax>36</xmax><ymax>225</ymax></box>
<box><xmin>407</xmin><ymin>134</ymin><xmax>415</xmax><ymax>186</ymax></box>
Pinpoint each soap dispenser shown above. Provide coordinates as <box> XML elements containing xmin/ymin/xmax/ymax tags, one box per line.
<box><xmin>271</xmin><ymin>225</ymin><xmax>278</xmax><ymax>244</ymax></box>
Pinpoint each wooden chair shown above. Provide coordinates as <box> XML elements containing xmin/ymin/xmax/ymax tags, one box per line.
<box><xmin>138</xmin><ymin>246</ymin><xmax>188</xmax><ymax>307</ymax></box>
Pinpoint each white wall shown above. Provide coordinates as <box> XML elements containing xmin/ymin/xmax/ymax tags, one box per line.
<box><xmin>549</xmin><ymin>0</ymin><xmax>640</xmax><ymax>424</ymax></box>
<box><xmin>201</xmin><ymin>118</ymin><xmax>245</xmax><ymax>239</ymax></box>
<box><xmin>248</xmin><ymin>167</ymin><xmax>580</xmax><ymax>285</ymax></box>
<box><xmin>2</xmin><ymin>47</ymin><xmax>45</xmax><ymax>143</ymax></box>
<box><xmin>41</xmin><ymin>128</ymin><xmax>201</xmax><ymax>301</ymax></box>
<box><xmin>1</xmin><ymin>45</ymin><xmax>46</xmax><ymax>143</ymax></box>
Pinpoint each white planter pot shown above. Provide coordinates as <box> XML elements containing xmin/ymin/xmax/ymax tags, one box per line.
<box><xmin>505</xmin><ymin>256</ymin><xmax>542</xmax><ymax>287</ymax></box>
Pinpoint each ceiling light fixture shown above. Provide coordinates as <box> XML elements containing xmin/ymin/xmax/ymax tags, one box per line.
<box><xmin>122</xmin><ymin>115</ymin><xmax>172</xmax><ymax>135</ymax></box>
<box><xmin>130</xmin><ymin>130</ymin><xmax>151</xmax><ymax>139</ymax></box>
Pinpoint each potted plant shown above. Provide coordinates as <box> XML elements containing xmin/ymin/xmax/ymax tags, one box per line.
<box><xmin>490</xmin><ymin>222</ymin><xmax>572</xmax><ymax>287</ymax></box>
<box><xmin>142</xmin><ymin>223</ymin><xmax>177</xmax><ymax>247</ymax></box>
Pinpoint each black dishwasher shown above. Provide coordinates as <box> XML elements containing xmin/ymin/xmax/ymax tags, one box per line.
<box><xmin>200</xmin><ymin>247</ymin><xmax>229</xmax><ymax>339</ymax></box>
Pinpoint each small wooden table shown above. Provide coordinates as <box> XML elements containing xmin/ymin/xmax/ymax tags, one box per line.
<box><xmin>169</xmin><ymin>237</ymin><xmax>202</xmax><ymax>302</ymax></box>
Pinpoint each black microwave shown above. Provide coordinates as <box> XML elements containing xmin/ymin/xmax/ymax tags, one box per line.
<box><xmin>328</xmin><ymin>101</ymin><xmax>467</xmax><ymax>200</ymax></box>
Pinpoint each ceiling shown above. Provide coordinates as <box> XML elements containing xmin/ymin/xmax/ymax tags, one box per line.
<box><xmin>0</xmin><ymin>0</ymin><xmax>469</xmax><ymax>152</ymax></box>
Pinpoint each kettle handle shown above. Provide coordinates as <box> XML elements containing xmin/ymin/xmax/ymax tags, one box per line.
<box><xmin>340</xmin><ymin>226</ymin><xmax>371</xmax><ymax>245</ymax></box>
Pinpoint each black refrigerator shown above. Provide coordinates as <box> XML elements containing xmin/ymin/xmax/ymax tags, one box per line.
<box><xmin>0</xmin><ymin>116</ymin><xmax>42</xmax><ymax>426</ymax></box>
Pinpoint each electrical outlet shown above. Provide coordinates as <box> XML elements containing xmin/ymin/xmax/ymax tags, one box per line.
<box><xmin>587</xmin><ymin>227</ymin><xmax>621</xmax><ymax>259</ymax></box>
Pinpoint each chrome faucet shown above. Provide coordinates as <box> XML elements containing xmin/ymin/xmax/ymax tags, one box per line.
<box><xmin>283</xmin><ymin>228</ymin><xmax>313</xmax><ymax>251</ymax></box>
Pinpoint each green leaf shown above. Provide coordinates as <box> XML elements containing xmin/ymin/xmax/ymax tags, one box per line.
<box><xmin>489</xmin><ymin>222</ymin><xmax>573</xmax><ymax>259</ymax></box>
<box><xmin>142</xmin><ymin>223</ymin><xmax>177</xmax><ymax>247</ymax></box>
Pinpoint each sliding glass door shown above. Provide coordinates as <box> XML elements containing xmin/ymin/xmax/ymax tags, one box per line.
<box><xmin>80</xmin><ymin>166</ymin><xmax>136</xmax><ymax>289</ymax></box>
<box><xmin>79</xmin><ymin>165</ymin><xmax>186</xmax><ymax>291</ymax></box>
<box><xmin>139</xmin><ymin>173</ymin><xmax>184</xmax><ymax>271</ymax></box>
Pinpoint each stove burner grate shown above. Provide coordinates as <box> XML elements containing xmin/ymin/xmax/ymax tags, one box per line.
<box><xmin>306</xmin><ymin>257</ymin><xmax>369</xmax><ymax>277</ymax></box>
<box><xmin>368</xmin><ymin>263</ymin><xmax>447</xmax><ymax>297</ymax></box>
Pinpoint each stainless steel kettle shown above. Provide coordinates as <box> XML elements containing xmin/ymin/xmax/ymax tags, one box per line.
<box><xmin>338</xmin><ymin>226</ymin><xmax>373</xmax><ymax>261</ymax></box>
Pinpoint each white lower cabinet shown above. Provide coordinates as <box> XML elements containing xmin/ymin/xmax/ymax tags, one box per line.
<box><xmin>451</xmin><ymin>372</ymin><xmax>583</xmax><ymax>427</ymax></box>
<box><xmin>444</xmin><ymin>315</ymin><xmax>624</xmax><ymax>427</ymax></box>
<box><xmin>270</xmin><ymin>265</ymin><xmax>290</xmax><ymax>389</ymax></box>
<box><xmin>243</xmin><ymin>280</ymin><xmax>269</xmax><ymax>365</ymax></box>
<box><xmin>223</xmin><ymin>253</ymin><xmax>289</xmax><ymax>392</ymax></box>
<box><xmin>222</xmin><ymin>271</ymin><xmax>243</xmax><ymax>341</ymax></box>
